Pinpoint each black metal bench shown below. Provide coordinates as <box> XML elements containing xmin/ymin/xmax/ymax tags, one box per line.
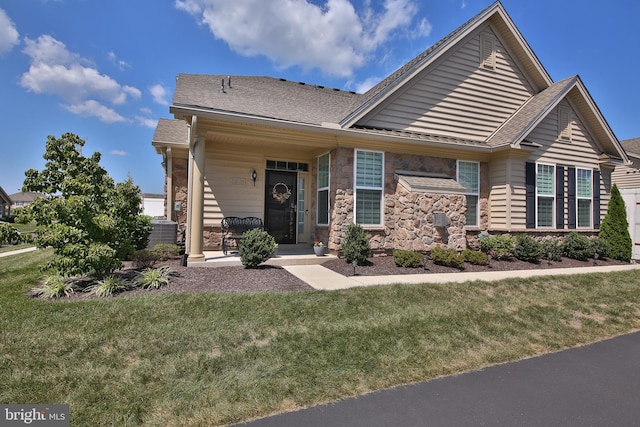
<box><xmin>221</xmin><ymin>216</ymin><xmax>264</xmax><ymax>255</ymax></box>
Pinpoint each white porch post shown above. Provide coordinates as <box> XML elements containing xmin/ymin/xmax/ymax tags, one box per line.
<box><xmin>188</xmin><ymin>132</ymin><xmax>205</xmax><ymax>262</ymax></box>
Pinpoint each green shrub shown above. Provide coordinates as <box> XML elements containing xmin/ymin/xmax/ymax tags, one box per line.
<box><xmin>341</xmin><ymin>223</ymin><xmax>372</xmax><ymax>265</ymax></box>
<box><xmin>132</xmin><ymin>249</ymin><xmax>160</xmax><ymax>269</ymax></box>
<box><xmin>135</xmin><ymin>266</ymin><xmax>177</xmax><ymax>289</ymax></box>
<box><xmin>541</xmin><ymin>238</ymin><xmax>563</xmax><ymax>261</ymax></box>
<box><xmin>85</xmin><ymin>276</ymin><xmax>131</xmax><ymax>297</ymax></box>
<box><xmin>480</xmin><ymin>234</ymin><xmax>515</xmax><ymax>260</ymax></box>
<box><xmin>393</xmin><ymin>250</ymin><xmax>423</xmax><ymax>268</ymax></box>
<box><xmin>591</xmin><ymin>237</ymin><xmax>610</xmax><ymax>260</ymax></box>
<box><xmin>562</xmin><ymin>232</ymin><xmax>592</xmax><ymax>261</ymax></box>
<box><xmin>430</xmin><ymin>246</ymin><xmax>465</xmax><ymax>269</ymax></box>
<box><xmin>0</xmin><ymin>223</ymin><xmax>20</xmax><ymax>245</ymax></box>
<box><xmin>31</xmin><ymin>275</ymin><xmax>75</xmax><ymax>299</ymax></box>
<box><xmin>462</xmin><ymin>249</ymin><xmax>488</xmax><ymax>265</ymax></box>
<box><xmin>514</xmin><ymin>234</ymin><xmax>543</xmax><ymax>263</ymax></box>
<box><xmin>153</xmin><ymin>243</ymin><xmax>181</xmax><ymax>260</ymax></box>
<box><xmin>599</xmin><ymin>184</ymin><xmax>632</xmax><ymax>261</ymax></box>
<box><xmin>239</xmin><ymin>228</ymin><xmax>277</xmax><ymax>268</ymax></box>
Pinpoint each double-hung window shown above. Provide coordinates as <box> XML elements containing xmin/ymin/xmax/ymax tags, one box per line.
<box><xmin>536</xmin><ymin>163</ymin><xmax>555</xmax><ymax>228</ymax></box>
<box><xmin>317</xmin><ymin>153</ymin><xmax>330</xmax><ymax>226</ymax></box>
<box><xmin>354</xmin><ymin>149</ymin><xmax>384</xmax><ymax>226</ymax></box>
<box><xmin>576</xmin><ymin>168</ymin><xmax>592</xmax><ymax>228</ymax></box>
<box><xmin>457</xmin><ymin>160</ymin><xmax>479</xmax><ymax>227</ymax></box>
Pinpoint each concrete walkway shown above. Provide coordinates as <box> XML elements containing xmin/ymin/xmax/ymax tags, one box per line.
<box><xmin>285</xmin><ymin>262</ymin><xmax>640</xmax><ymax>290</ymax></box>
<box><xmin>0</xmin><ymin>246</ymin><xmax>37</xmax><ymax>258</ymax></box>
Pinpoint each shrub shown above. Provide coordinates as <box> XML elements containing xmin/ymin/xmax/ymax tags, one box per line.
<box><xmin>591</xmin><ymin>237</ymin><xmax>610</xmax><ymax>260</ymax></box>
<box><xmin>480</xmin><ymin>234</ymin><xmax>515</xmax><ymax>260</ymax></box>
<box><xmin>541</xmin><ymin>238</ymin><xmax>563</xmax><ymax>262</ymax></box>
<box><xmin>239</xmin><ymin>228</ymin><xmax>277</xmax><ymax>268</ymax></box>
<box><xmin>85</xmin><ymin>276</ymin><xmax>131</xmax><ymax>297</ymax></box>
<box><xmin>341</xmin><ymin>223</ymin><xmax>372</xmax><ymax>265</ymax></box>
<box><xmin>393</xmin><ymin>250</ymin><xmax>423</xmax><ymax>268</ymax></box>
<box><xmin>153</xmin><ymin>243</ymin><xmax>181</xmax><ymax>260</ymax></box>
<box><xmin>514</xmin><ymin>234</ymin><xmax>543</xmax><ymax>263</ymax></box>
<box><xmin>599</xmin><ymin>184</ymin><xmax>632</xmax><ymax>261</ymax></box>
<box><xmin>135</xmin><ymin>266</ymin><xmax>177</xmax><ymax>289</ymax></box>
<box><xmin>431</xmin><ymin>246</ymin><xmax>465</xmax><ymax>269</ymax></box>
<box><xmin>462</xmin><ymin>249</ymin><xmax>488</xmax><ymax>265</ymax></box>
<box><xmin>132</xmin><ymin>249</ymin><xmax>160</xmax><ymax>269</ymax></box>
<box><xmin>562</xmin><ymin>232</ymin><xmax>592</xmax><ymax>261</ymax></box>
<box><xmin>32</xmin><ymin>275</ymin><xmax>74</xmax><ymax>299</ymax></box>
<box><xmin>0</xmin><ymin>223</ymin><xmax>20</xmax><ymax>245</ymax></box>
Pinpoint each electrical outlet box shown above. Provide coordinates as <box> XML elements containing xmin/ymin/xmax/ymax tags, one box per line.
<box><xmin>174</xmin><ymin>201</ymin><xmax>182</xmax><ymax>212</ymax></box>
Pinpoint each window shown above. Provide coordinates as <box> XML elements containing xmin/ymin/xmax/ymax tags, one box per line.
<box><xmin>558</xmin><ymin>106</ymin><xmax>571</xmax><ymax>141</ymax></box>
<box><xmin>536</xmin><ymin>163</ymin><xmax>555</xmax><ymax>228</ymax></box>
<box><xmin>480</xmin><ymin>34</ymin><xmax>496</xmax><ymax>69</ymax></box>
<box><xmin>355</xmin><ymin>150</ymin><xmax>384</xmax><ymax>226</ymax></box>
<box><xmin>317</xmin><ymin>153</ymin><xmax>330</xmax><ymax>226</ymax></box>
<box><xmin>576</xmin><ymin>168</ymin><xmax>592</xmax><ymax>228</ymax></box>
<box><xmin>457</xmin><ymin>160</ymin><xmax>479</xmax><ymax>227</ymax></box>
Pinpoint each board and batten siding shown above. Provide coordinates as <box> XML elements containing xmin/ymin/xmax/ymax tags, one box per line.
<box><xmin>359</xmin><ymin>25</ymin><xmax>536</xmax><ymax>141</ymax></box>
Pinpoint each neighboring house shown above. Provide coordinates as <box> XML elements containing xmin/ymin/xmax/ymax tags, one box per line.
<box><xmin>152</xmin><ymin>1</ymin><xmax>629</xmax><ymax>262</ymax></box>
<box><xmin>9</xmin><ymin>192</ymin><xmax>42</xmax><ymax>210</ymax></box>
<box><xmin>612</xmin><ymin>138</ymin><xmax>640</xmax><ymax>259</ymax></box>
<box><xmin>0</xmin><ymin>186</ymin><xmax>11</xmax><ymax>218</ymax></box>
<box><xmin>142</xmin><ymin>193</ymin><xmax>166</xmax><ymax>218</ymax></box>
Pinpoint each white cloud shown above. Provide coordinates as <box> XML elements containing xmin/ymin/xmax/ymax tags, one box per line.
<box><xmin>149</xmin><ymin>84</ymin><xmax>169</xmax><ymax>106</ymax></box>
<box><xmin>20</xmin><ymin>35</ymin><xmax>141</xmax><ymax>119</ymax></box>
<box><xmin>354</xmin><ymin>76</ymin><xmax>381</xmax><ymax>93</ymax></box>
<box><xmin>108</xmin><ymin>51</ymin><xmax>131</xmax><ymax>71</ymax></box>
<box><xmin>63</xmin><ymin>100</ymin><xmax>127</xmax><ymax>123</ymax></box>
<box><xmin>109</xmin><ymin>150</ymin><xmax>128</xmax><ymax>156</ymax></box>
<box><xmin>175</xmin><ymin>0</ymin><xmax>428</xmax><ymax>78</ymax></box>
<box><xmin>135</xmin><ymin>116</ymin><xmax>158</xmax><ymax>129</ymax></box>
<box><xmin>0</xmin><ymin>9</ymin><xmax>20</xmax><ymax>56</ymax></box>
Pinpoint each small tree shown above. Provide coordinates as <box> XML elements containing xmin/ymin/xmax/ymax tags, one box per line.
<box><xmin>599</xmin><ymin>184</ymin><xmax>631</xmax><ymax>261</ymax></box>
<box><xmin>341</xmin><ymin>223</ymin><xmax>371</xmax><ymax>265</ymax></box>
<box><xmin>18</xmin><ymin>133</ymin><xmax>152</xmax><ymax>278</ymax></box>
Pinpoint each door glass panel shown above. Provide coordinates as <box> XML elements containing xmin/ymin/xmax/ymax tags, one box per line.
<box><xmin>298</xmin><ymin>177</ymin><xmax>305</xmax><ymax>239</ymax></box>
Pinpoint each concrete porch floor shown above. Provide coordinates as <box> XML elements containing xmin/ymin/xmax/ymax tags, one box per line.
<box><xmin>190</xmin><ymin>244</ymin><xmax>338</xmax><ymax>267</ymax></box>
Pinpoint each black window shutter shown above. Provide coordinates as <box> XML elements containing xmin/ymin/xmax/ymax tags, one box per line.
<box><xmin>526</xmin><ymin>162</ymin><xmax>536</xmax><ymax>228</ymax></box>
<box><xmin>593</xmin><ymin>170</ymin><xmax>601</xmax><ymax>228</ymax></box>
<box><xmin>556</xmin><ymin>166</ymin><xmax>565</xmax><ymax>228</ymax></box>
<box><xmin>568</xmin><ymin>167</ymin><xmax>576</xmax><ymax>229</ymax></box>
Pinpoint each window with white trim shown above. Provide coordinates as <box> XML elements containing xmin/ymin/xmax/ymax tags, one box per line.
<box><xmin>354</xmin><ymin>149</ymin><xmax>384</xmax><ymax>226</ymax></box>
<box><xmin>457</xmin><ymin>160</ymin><xmax>479</xmax><ymax>227</ymax></box>
<box><xmin>536</xmin><ymin>163</ymin><xmax>555</xmax><ymax>228</ymax></box>
<box><xmin>317</xmin><ymin>153</ymin><xmax>330</xmax><ymax>226</ymax></box>
<box><xmin>576</xmin><ymin>168</ymin><xmax>592</xmax><ymax>228</ymax></box>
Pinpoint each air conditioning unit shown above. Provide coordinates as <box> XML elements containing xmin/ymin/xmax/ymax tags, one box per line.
<box><xmin>433</xmin><ymin>212</ymin><xmax>447</xmax><ymax>228</ymax></box>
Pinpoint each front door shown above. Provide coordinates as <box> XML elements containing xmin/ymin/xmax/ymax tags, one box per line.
<box><xmin>265</xmin><ymin>170</ymin><xmax>297</xmax><ymax>244</ymax></box>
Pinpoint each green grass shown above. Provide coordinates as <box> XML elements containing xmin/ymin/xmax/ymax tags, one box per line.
<box><xmin>2</xmin><ymin>251</ymin><xmax>640</xmax><ymax>426</ymax></box>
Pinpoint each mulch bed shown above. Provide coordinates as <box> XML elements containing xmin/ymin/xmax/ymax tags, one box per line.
<box><xmin>30</xmin><ymin>255</ymin><xmax>631</xmax><ymax>301</ymax></box>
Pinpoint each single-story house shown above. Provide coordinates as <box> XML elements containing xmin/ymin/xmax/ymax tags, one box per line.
<box><xmin>0</xmin><ymin>186</ymin><xmax>11</xmax><ymax>218</ymax></box>
<box><xmin>9</xmin><ymin>192</ymin><xmax>42</xmax><ymax>210</ymax></box>
<box><xmin>152</xmin><ymin>1</ymin><xmax>629</xmax><ymax>262</ymax></box>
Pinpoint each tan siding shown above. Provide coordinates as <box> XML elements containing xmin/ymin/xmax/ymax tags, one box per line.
<box><xmin>489</xmin><ymin>159</ymin><xmax>508</xmax><ymax>228</ymax></box>
<box><xmin>612</xmin><ymin>160</ymin><xmax>640</xmax><ymax>190</ymax></box>
<box><xmin>509</xmin><ymin>160</ymin><xmax>527</xmax><ymax>229</ymax></box>
<box><xmin>361</xmin><ymin>25</ymin><xmax>536</xmax><ymax>141</ymax></box>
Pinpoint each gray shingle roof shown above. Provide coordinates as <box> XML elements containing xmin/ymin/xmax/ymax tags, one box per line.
<box><xmin>620</xmin><ymin>138</ymin><xmax>640</xmax><ymax>157</ymax></box>
<box><xmin>173</xmin><ymin>75</ymin><xmax>364</xmax><ymax>125</ymax></box>
<box><xmin>152</xmin><ymin>119</ymin><xmax>189</xmax><ymax>145</ymax></box>
<box><xmin>486</xmin><ymin>76</ymin><xmax>577</xmax><ymax>146</ymax></box>
<box><xmin>396</xmin><ymin>172</ymin><xmax>466</xmax><ymax>194</ymax></box>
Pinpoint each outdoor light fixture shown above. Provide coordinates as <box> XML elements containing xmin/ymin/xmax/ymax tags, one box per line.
<box><xmin>251</xmin><ymin>170</ymin><xmax>257</xmax><ymax>186</ymax></box>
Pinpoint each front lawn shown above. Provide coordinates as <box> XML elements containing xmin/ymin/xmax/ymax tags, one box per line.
<box><xmin>2</xmin><ymin>250</ymin><xmax>640</xmax><ymax>426</ymax></box>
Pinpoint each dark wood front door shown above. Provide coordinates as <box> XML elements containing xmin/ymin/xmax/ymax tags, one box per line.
<box><xmin>264</xmin><ymin>170</ymin><xmax>297</xmax><ymax>244</ymax></box>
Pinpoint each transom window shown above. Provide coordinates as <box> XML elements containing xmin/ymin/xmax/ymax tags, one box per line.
<box><xmin>457</xmin><ymin>160</ymin><xmax>479</xmax><ymax>227</ymax></box>
<box><xmin>355</xmin><ymin>149</ymin><xmax>384</xmax><ymax>227</ymax></box>
<box><xmin>576</xmin><ymin>168</ymin><xmax>592</xmax><ymax>228</ymax></box>
<box><xmin>536</xmin><ymin>163</ymin><xmax>555</xmax><ymax>228</ymax></box>
<box><xmin>317</xmin><ymin>153</ymin><xmax>330</xmax><ymax>226</ymax></box>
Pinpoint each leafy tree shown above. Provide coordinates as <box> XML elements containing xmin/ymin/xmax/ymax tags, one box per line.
<box><xmin>18</xmin><ymin>132</ymin><xmax>152</xmax><ymax>277</ymax></box>
<box><xmin>599</xmin><ymin>184</ymin><xmax>632</xmax><ymax>261</ymax></box>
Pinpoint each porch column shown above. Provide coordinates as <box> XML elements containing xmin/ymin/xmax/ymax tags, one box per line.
<box><xmin>188</xmin><ymin>134</ymin><xmax>205</xmax><ymax>262</ymax></box>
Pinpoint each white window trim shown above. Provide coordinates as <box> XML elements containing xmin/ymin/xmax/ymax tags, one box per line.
<box><xmin>354</xmin><ymin>149</ymin><xmax>385</xmax><ymax>228</ymax></box>
<box><xmin>317</xmin><ymin>153</ymin><xmax>330</xmax><ymax>226</ymax></box>
<box><xmin>576</xmin><ymin>167</ymin><xmax>593</xmax><ymax>229</ymax></box>
<box><xmin>536</xmin><ymin>162</ymin><xmax>555</xmax><ymax>229</ymax></box>
<box><xmin>457</xmin><ymin>160</ymin><xmax>480</xmax><ymax>227</ymax></box>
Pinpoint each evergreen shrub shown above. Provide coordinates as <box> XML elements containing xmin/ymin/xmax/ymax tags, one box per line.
<box><xmin>239</xmin><ymin>228</ymin><xmax>277</xmax><ymax>268</ymax></box>
<box><xmin>342</xmin><ymin>223</ymin><xmax>372</xmax><ymax>265</ymax></box>
<box><xmin>393</xmin><ymin>250</ymin><xmax>423</xmax><ymax>268</ymax></box>
<box><xmin>514</xmin><ymin>234</ymin><xmax>543</xmax><ymax>263</ymax></box>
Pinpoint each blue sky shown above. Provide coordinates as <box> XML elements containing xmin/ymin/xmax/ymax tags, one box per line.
<box><xmin>1</xmin><ymin>0</ymin><xmax>639</xmax><ymax>195</ymax></box>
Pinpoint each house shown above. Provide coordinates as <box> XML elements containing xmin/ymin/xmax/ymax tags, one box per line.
<box><xmin>612</xmin><ymin>138</ymin><xmax>640</xmax><ymax>259</ymax></box>
<box><xmin>9</xmin><ymin>192</ymin><xmax>42</xmax><ymax>210</ymax></box>
<box><xmin>0</xmin><ymin>186</ymin><xmax>11</xmax><ymax>218</ymax></box>
<box><xmin>152</xmin><ymin>1</ymin><xmax>629</xmax><ymax>263</ymax></box>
